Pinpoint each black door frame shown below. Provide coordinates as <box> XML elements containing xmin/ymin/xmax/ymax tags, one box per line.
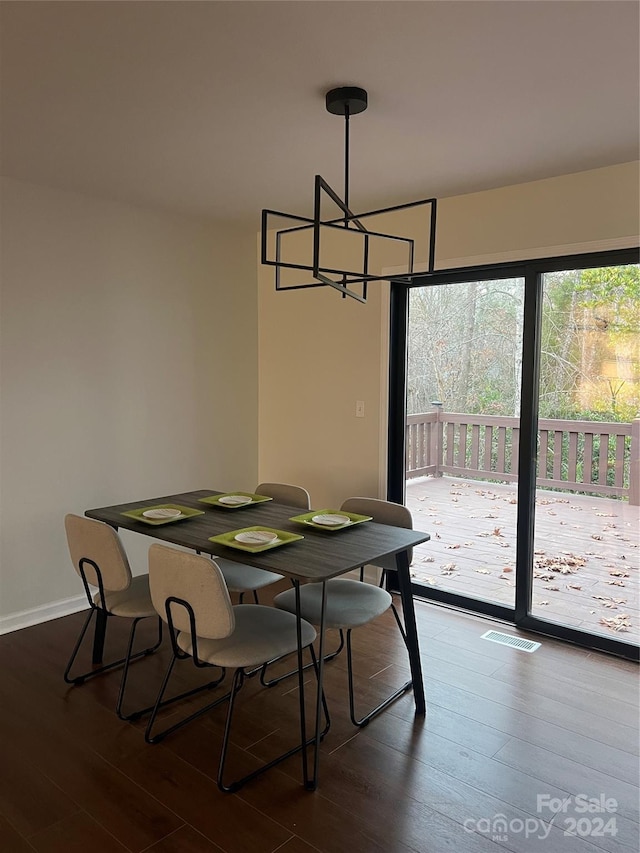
<box><xmin>387</xmin><ymin>246</ymin><xmax>639</xmax><ymax>660</ymax></box>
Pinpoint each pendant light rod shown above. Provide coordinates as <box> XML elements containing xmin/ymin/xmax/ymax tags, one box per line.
<box><xmin>344</xmin><ymin>103</ymin><xmax>350</xmax><ymax>222</ymax></box>
<box><xmin>325</xmin><ymin>86</ymin><xmax>368</xmax><ymax>228</ymax></box>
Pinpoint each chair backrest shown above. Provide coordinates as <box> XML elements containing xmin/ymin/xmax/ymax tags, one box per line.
<box><xmin>65</xmin><ymin>513</ymin><xmax>132</xmax><ymax>592</ymax></box>
<box><xmin>256</xmin><ymin>482</ymin><xmax>311</xmax><ymax>510</ymax></box>
<box><xmin>148</xmin><ymin>544</ymin><xmax>235</xmax><ymax>640</ymax></box>
<box><xmin>340</xmin><ymin>497</ymin><xmax>414</xmax><ymax>570</ymax></box>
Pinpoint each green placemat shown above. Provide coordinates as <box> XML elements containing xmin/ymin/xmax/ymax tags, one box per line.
<box><xmin>199</xmin><ymin>492</ymin><xmax>273</xmax><ymax>509</ymax></box>
<box><xmin>289</xmin><ymin>509</ymin><xmax>372</xmax><ymax>531</ymax></box>
<box><xmin>121</xmin><ymin>504</ymin><xmax>205</xmax><ymax>526</ymax></box>
<box><xmin>209</xmin><ymin>526</ymin><xmax>304</xmax><ymax>553</ymax></box>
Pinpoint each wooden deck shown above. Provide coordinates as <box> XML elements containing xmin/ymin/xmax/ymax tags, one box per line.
<box><xmin>406</xmin><ymin>475</ymin><xmax>639</xmax><ymax>645</ymax></box>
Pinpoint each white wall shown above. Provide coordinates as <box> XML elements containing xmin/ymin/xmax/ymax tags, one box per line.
<box><xmin>257</xmin><ymin>163</ymin><xmax>640</xmax><ymax>510</ymax></box>
<box><xmin>0</xmin><ymin>178</ymin><xmax>258</xmax><ymax>626</ymax></box>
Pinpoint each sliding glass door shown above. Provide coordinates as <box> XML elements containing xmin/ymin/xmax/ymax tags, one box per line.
<box><xmin>531</xmin><ymin>264</ymin><xmax>639</xmax><ymax>643</ymax></box>
<box><xmin>388</xmin><ymin>248</ymin><xmax>639</xmax><ymax>659</ymax></box>
<box><xmin>405</xmin><ymin>276</ymin><xmax>524</xmax><ymax>611</ymax></box>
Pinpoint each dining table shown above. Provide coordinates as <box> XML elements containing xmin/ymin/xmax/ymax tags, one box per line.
<box><xmin>85</xmin><ymin>488</ymin><xmax>431</xmax><ymax>789</ymax></box>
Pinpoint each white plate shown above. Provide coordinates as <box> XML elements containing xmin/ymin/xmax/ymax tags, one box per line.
<box><xmin>311</xmin><ymin>513</ymin><xmax>350</xmax><ymax>526</ymax></box>
<box><xmin>235</xmin><ymin>530</ymin><xmax>278</xmax><ymax>545</ymax></box>
<box><xmin>219</xmin><ymin>495</ymin><xmax>252</xmax><ymax>506</ymax></box>
<box><xmin>143</xmin><ymin>508</ymin><xmax>182</xmax><ymax>520</ymax></box>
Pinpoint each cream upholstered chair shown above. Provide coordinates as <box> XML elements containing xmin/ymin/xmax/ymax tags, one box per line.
<box><xmin>272</xmin><ymin>497</ymin><xmax>413</xmax><ymax>727</ymax></box>
<box><xmin>214</xmin><ymin>482</ymin><xmax>311</xmax><ymax>603</ymax></box>
<box><xmin>63</xmin><ymin>514</ymin><xmax>162</xmax><ymax>720</ymax></box>
<box><xmin>145</xmin><ymin>543</ymin><xmax>326</xmax><ymax>792</ymax></box>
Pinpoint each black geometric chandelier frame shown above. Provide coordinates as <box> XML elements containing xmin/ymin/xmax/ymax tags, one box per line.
<box><xmin>261</xmin><ymin>86</ymin><xmax>438</xmax><ymax>304</ymax></box>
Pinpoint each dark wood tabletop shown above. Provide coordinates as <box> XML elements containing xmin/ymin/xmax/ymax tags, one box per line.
<box><xmin>85</xmin><ymin>489</ymin><xmax>431</xmax><ymax>582</ymax></box>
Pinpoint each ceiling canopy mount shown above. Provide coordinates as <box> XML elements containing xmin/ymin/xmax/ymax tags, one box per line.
<box><xmin>325</xmin><ymin>86</ymin><xmax>368</xmax><ymax>117</ymax></box>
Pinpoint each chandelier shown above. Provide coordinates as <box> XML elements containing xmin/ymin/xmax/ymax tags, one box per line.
<box><xmin>261</xmin><ymin>86</ymin><xmax>438</xmax><ymax>304</ymax></box>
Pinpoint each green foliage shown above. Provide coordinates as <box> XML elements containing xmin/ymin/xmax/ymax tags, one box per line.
<box><xmin>577</xmin><ymin>265</ymin><xmax>640</xmax><ymax>334</ymax></box>
<box><xmin>408</xmin><ymin>263</ymin><xmax>639</xmax><ymax>425</ymax></box>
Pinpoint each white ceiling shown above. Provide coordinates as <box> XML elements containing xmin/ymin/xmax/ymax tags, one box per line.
<box><xmin>1</xmin><ymin>1</ymin><xmax>638</xmax><ymax>227</ymax></box>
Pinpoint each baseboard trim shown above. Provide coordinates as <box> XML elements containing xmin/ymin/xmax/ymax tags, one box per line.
<box><xmin>0</xmin><ymin>594</ymin><xmax>87</xmax><ymax>635</ymax></box>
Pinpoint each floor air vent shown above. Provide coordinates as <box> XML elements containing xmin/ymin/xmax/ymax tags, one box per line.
<box><xmin>481</xmin><ymin>630</ymin><xmax>540</xmax><ymax>652</ymax></box>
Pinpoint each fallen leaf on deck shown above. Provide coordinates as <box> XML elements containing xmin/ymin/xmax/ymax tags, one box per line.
<box><xmin>591</xmin><ymin>534</ymin><xmax>604</xmax><ymax>541</ymax></box>
<box><xmin>421</xmin><ymin>556</ymin><xmax>435</xmax><ymax>563</ymax></box>
<box><xmin>476</xmin><ymin>569</ymin><xmax>491</xmax><ymax>574</ymax></box>
<box><xmin>599</xmin><ymin>614</ymin><xmax>631</xmax><ymax>632</ymax></box>
<box><xmin>567</xmin><ymin>584</ymin><xmax>582</xmax><ymax>590</ymax></box>
<box><xmin>592</xmin><ymin>595</ymin><xmax>626</xmax><ymax>609</ymax></box>
<box><xmin>445</xmin><ymin>544</ymin><xmax>461</xmax><ymax>549</ymax></box>
<box><xmin>502</xmin><ymin>566</ymin><xmax>513</xmax><ymax>573</ymax></box>
<box><xmin>609</xmin><ymin>570</ymin><xmax>629</xmax><ymax>577</ymax></box>
<box><xmin>534</xmin><ymin>553</ymin><xmax>585</xmax><ymax>574</ymax></box>
<box><xmin>606</xmin><ymin>580</ymin><xmax>626</xmax><ymax>587</ymax></box>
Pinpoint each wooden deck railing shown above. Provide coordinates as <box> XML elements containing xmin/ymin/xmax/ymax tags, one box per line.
<box><xmin>406</xmin><ymin>407</ymin><xmax>640</xmax><ymax>505</ymax></box>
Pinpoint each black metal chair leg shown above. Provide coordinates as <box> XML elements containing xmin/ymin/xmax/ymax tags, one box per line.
<box><xmin>217</xmin><ymin>655</ymin><xmax>331</xmax><ymax>794</ymax></box>
<box><xmin>145</xmin><ymin>655</ymin><xmax>228</xmax><ymax>744</ymax></box>
<box><xmin>92</xmin><ymin>608</ymin><xmax>108</xmax><ymax>664</ymax></box>
<box><xmin>346</xmin><ymin>628</ymin><xmax>412</xmax><ymax>727</ymax></box>
<box><xmin>217</xmin><ymin>669</ymin><xmax>246</xmax><ymax>792</ymax></box>
<box><xmin>116</xmin><ymin>616</ymin><xmax>144</xmax><ymax>719</ymax></box>
<box><xmin>258</xmin><ymin>630</ymin><xmax>345</xmax><ymax>687</ymax></box>
<box><xmin>64</xmin><ymin>608</ymin><xmax>96</xmax><ymax>684</ymax></box>
<box><xmin>116</xmin><ymin>616</ymin><xmax>163</xmax><ymax>721</ymax></box>
<box><xmin>252</xmin><ymin>589</ymin><xmax>259</xmax><ymax>604</ymax></box>
<box><xmin>390</xmin><ymin>603</ymin><xmax>408</xmax><ymax>647</ymax></box>
<box><xmin>65</xmin><ymin>610</ymin><xmax>163</xmax><ymax>688</ymax></box>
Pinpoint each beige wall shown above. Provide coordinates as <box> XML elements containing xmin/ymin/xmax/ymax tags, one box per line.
<box><xmin>0</xmin><ymin>178</ymin><xmax>258</xmax><ymax>623</ymax></box>
<box><xmin>257</xmin><ymin>162</ymin><xmax>640</xmax><ymax>509</ymax></box>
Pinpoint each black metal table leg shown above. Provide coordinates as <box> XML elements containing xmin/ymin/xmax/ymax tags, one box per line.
<box><xmin>293</xmin><ymin>580</ymin><xmax>310</xmax><ymax>788</ymax></box>
<box><xmin>395</xmin><ymin>551</ymin><xmax>425</xmax><ymax>715</ymax></box>
<box><xmin>307</xmin><ymin>580</ymin><xmax>327</xmax><ymax>790</ymax></box>
<box><xmin>92</xmin><ymin>608</ymin><xmax>108</xmax><ymax>665</ymax></box>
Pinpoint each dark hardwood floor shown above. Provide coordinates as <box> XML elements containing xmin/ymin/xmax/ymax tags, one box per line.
<box><xmin>1</xmin><ymin>582</ymin><xmax>638</xmax><ymax>853</ymax></box>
